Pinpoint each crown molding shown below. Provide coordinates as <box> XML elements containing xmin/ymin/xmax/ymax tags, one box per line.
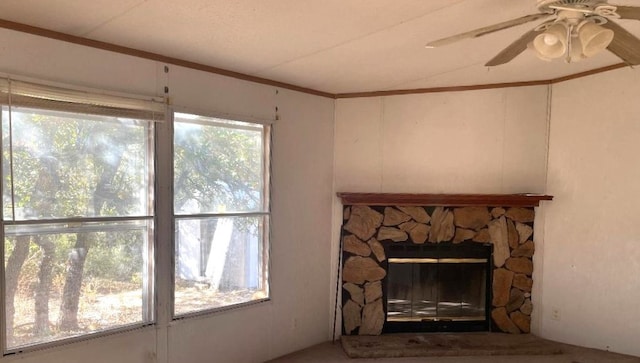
<box><xmin>334</xmin><ymin>80</ymin><xmax>552</xmax><ymax>99</ymax></box>
<box><xmin>335</xmin><ymin>63</ymin><xmax>629</xmax><ymax>98</ymax></box>
<box><xmin>0</xmin><ymin>18</ymin><xmax>335</xmax><ymax>99</ymax></box>
<box><xmin>0</xmin><ymin>18</ymin><xmax>630</xmax><ymax>100</ymax></box>
<box><xmin>548</xmin><ymin>63</ymin><xmax>627</xmax><ymax>84</ymax></box>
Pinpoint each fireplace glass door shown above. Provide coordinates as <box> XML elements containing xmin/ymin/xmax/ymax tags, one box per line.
<box><xmin>387</xmin><ymin>258</ymin><xmax>487</xmax><ymax>322</ymax></box>
<box><xmin>383</xmin><ymin>242</ymin><xmax>492</xmax><ymax>333</ymax></box>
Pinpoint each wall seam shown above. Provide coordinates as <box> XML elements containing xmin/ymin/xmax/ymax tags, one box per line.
<box><xmin>330</xmin><ymin>98</ymin><xmax>341</xmax><ymax>341</ymax></box>
<box><xmin>544</xmin><ymin>84</ymin><xmax>552</xmax><ymax>190</ymax></box>
<box><xmin>501</xmin><ymin>90</ymin><xmax>508</xmax><ymax>192</ymax></box>
<box><xmin>379</xmin><ymin>97</ymin><xmax>385</xmax><ymax>191</ymax></box>
<box><xmin>534</xmin><ymin>83</ymin><xmax>553</xmax><ymax>337</ymax></box>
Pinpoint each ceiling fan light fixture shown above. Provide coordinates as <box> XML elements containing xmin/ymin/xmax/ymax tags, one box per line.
<box><xmin>533</xmin><ymin>23</ymin><xmax>569</xmax><ymax>58</ymax></box>
<box><xmin>579</xmin><ymin>21</ymin><xmax>614</xmax><ymax>57</ymax></box>
<box><xmin>428</xmin><ymin>0</ymin><xmax>640</xmax><ymax>67</ymax></box>
<box><xmin>528</xmin><ymin>41</ymin><xmax>554</xmax><ymax>61</ymax></box>
<box><xmin>544</xmin><ymin>33</ymin><xmax>561</xmax><ymax>45</ymax></box>
<box><xmin>568</xmin><ymin>34</ymin><xmax>586</xmax><ymax>62</ymax></box>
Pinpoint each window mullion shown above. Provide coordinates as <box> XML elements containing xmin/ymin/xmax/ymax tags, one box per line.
<box><xmin>142</xmin><ymin>122</ymin><xmax>156</xmax><ymax>323</ymax></box>
<box><xmin>154</xmin><ymin>109</ymin><xmax>174</xmax><ymax>325</ymax></box>
<box><xmin>0</xmin><ymin>105</ymin><xmax>6</xmax><ymax>354</ymax></box>
<box><xmin>174</xmin><ymin>211</ymin><xmax>269</xmax><ymax>219</ymax></box>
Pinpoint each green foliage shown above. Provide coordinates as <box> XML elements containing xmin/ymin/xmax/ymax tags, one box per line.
<box><xmin>2</xmin><ymin>108</ymin><xmax>266</xmax><ymax>345</ymax></box>
<box><xmin>3</xmin><ymin>107</ymin><xmax>151</xmax><ymax>287</ymax></box>
<box><xmin>83</xmin><ymin>230</ymin><xmax>144</xmax><ymax>282</ymax></box>
<box><xmin>4</xmin><ymin>111</ymin><xmax>265</xmax><ymax>290</ymax></box>
<box><xmin>174</xmin><ymin>118</ymin><xmax>264</xmax><ymax>214</ymax></box>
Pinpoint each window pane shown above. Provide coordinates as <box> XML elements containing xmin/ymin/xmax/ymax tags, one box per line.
<box><xmin>2</xmin><ymin>106</ymin><xmax>152</xmax><ymax>220</ymax></box>
<box><xmin>174</xmin><ymin>216</ymin><xmax>268</xmax><ymax>316</ymax></box>
<box><xmin>3</xmin><ymin>220</ymin><xmax>153</xmax><ymax>350</ymax></box>
<box><xmin>173</xmin><ymin>113</ymin><xmax>265</xmax><ymax>214</ymax></box>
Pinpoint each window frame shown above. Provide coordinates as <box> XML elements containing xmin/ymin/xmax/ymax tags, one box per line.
<box><xmin>170</xmin><ymin>109</ymin><xmax>272</xmax><ymax>319</ymax></box>
<box><xmin>0</xmin><ymin>77</ymin><xmax>275</xmax><ymax>355</ymax></box>
<box><xmin>0</xmin><ymin>78</ymin><xmax>163</xmax><ymax>354</ymax></box>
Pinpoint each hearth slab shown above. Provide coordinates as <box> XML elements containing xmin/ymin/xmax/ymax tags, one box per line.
<box><xmin>341</xmin><ymin>332</ymin><xmax>564</xmax><ymax>358</ymax></box>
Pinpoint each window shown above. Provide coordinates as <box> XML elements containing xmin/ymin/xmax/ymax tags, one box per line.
<box><xmin>173</xmin><ymin>112</ymin><xmax>270</xmax><ymax>316</ymax></box>
<box><xmin>1</xmin><ymin>79</ymin><xmax>161</xmax><ymax>351</ymax></box>
<box><xmin>0</xmin><ymin>78</ymin><xmax>270</xmax><ymax>353</ymax></box>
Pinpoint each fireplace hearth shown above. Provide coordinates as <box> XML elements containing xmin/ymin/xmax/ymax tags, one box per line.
<box><xmin>337</xmin><ymin>193</ymin><xmax>552</xmax><ymax>336</ymax></box>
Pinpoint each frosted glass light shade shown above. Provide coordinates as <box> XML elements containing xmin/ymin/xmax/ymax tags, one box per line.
<box><xmin>533</xmin><ymin>24</ymin><xmax>568</xmax><ymax>59</ymax></box>
<box><xmin>579</xmin><ymin>22</ymin><xmax>614</xmax><ymax>57</ymax></box>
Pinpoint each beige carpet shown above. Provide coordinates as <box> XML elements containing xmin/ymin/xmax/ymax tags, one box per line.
<box><xmin>268</xmin><ymin>338</ymin><xmax>640</xmax><ymax>363</ymax></box>
<box><xmin>341</xmin><ymin>333</ymin><xmax>563</xmax><ymax>359</ymax></box>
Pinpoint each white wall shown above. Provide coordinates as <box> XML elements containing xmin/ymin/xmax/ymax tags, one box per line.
<box><xmin>334</xmin><ymin>87</ymin><xmax>549</xmax><ymax>193</ymax></box>
<box><xmin>331</xmin><ymin>86</ymin><xmax>551</xmax><ymax>335</ymax></box>
<box><xmin>0</xmin><ymin>28</ymin><xmax>335</xmax><ymax>363</ymax></box>
<box><xmin>540</xmin><ymin>67</ymin><xmax>640</xmax><ymax>356</ymax></box>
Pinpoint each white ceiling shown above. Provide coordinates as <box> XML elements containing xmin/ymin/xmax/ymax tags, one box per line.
<box><xmin>1</xmin><ymin>0</ymin><xmax>639</xmax><ymax>94</ymax></box>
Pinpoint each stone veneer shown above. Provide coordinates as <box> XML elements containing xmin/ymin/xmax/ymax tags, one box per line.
<box><xmin>341</xmin><ymin>204</ymin><xmax>539</xmax><ymax>335</ymax></box>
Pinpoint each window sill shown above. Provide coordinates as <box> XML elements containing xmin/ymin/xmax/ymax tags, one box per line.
<box><xmin>171</xmin><ymin>297</ymin><xmax>272</xmax><ymax>324</ymax></box>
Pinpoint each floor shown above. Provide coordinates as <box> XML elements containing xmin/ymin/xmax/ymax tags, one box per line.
<box><xmin>268</xmin><ymin>334</ymin><xmax>640</xmax><ymax>363</ymax></box>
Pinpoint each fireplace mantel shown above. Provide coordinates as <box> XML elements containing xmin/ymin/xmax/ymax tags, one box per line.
<box><xmin>337</xmin><ymin>193</ymin><xmax>553</xmax><ymax>207</ymax></box>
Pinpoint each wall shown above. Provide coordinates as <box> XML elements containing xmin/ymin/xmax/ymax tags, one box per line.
<box><xmin>331</xmin><ymin>86</ymin><xmax>551</xmax><ymax>335</ymax></box>
<box><xmin>333</xmin><ymin>88</ymin><xmax>550</xmax><ymax>194</ymax></box>
<box><xmin>540</xmin><ymin>67</ymin><xmax>640</xmax><ymax>357</ymax></box>
<box><xmin>0</xmin><ymin>28</ymin><xmax>335</xmax><ymax>363</ymax></box>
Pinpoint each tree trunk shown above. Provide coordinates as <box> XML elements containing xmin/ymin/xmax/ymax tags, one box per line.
<box><xmin>4</xmin><ymin>236</ymin><xmax>31</xmax><ymax>344</ymax></box>
<box><xmin>57</xmin><ymin>233</ymin><xmax>89</xmax><ymax>331</ymax></box>
<box><xmin>24</xmin><ymin>156</ymin><xmax>60</xmax><ymax>337</ymax></box>
<box><xmin>33</xmin><ymin>235</ymin><xmax>55</xmax><ymax>336</ymax></box>
<box><xmin>57</xmin><ymin>138</ymin><xmax>124</xmax><ymax>331</ymax></box>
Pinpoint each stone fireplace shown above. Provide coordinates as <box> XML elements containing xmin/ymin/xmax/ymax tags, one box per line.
<box><xmin>338</xmin><ymin>193</ymin><xmax>552</xmax><ymax>336</ymax></box>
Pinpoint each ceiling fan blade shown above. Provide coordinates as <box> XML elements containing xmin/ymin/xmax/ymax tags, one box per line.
<box><xmin>485</xmin><ymin>20</ymin><xmax>553</xmax><ymax>66</ymax></box>
<box><xmin>601</xmin><ymin>20</ymin><xmax>640</xmax><ymax>65</ymax></box>
<box><xmin>614</xmin><ymin>6</ymin><xmax>640</xmax><ymax>20</ymax></box>
<box><xmin>426</xmin><ymin>13</ymin><xmax>551</xmax><ymax>47</ymax></box>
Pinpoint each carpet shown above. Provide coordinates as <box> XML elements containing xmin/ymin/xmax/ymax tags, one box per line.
<box><xmin>341</xmin><ymin>333</ymin><xmax>565</xmax><ymax>359</ymax></box>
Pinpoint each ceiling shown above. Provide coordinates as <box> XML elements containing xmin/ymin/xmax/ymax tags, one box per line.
<box><xmin>1</xmin><ymin>0</ymin><xmax>639</xmax><ymax>95</ymax></box>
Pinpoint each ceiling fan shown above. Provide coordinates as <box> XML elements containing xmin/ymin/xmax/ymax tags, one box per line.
<box><xmin>426</xmin><ymin>0</ymin><xmax>640</xmax><ymax>66</ymax></box>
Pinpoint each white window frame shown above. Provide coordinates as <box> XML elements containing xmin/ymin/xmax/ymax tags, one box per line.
<box><xmin>0</xmin><ymin>77</ymin><xmax>164</xmax><ymax>354</ymax></box>
<box><xmin>170</xmin><ymin>109</ymin><xmax>272</xmax><ymax>319</ymax></box>
<box><xmin>0</xmin><ymin>77</ymin><xmax>275</xmax><ymax>355</ymax></box>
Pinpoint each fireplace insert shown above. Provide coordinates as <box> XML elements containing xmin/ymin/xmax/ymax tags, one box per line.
<box><xmin>383</xmin><ymin>242</ymin><xmax>492</xmax><ymax>333</ymax></box>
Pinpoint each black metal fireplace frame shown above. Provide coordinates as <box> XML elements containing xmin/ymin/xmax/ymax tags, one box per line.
<box><xmin>381</xmin><ymin>241</ymin><xmax>493</xmax><ymax>333</ymax></box>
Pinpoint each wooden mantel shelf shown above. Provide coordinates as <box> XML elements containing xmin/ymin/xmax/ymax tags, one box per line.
<box><xmin>336</xmin><ymin>193</ymin><xmax>553</xmax><ymax>207</ymax></box>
